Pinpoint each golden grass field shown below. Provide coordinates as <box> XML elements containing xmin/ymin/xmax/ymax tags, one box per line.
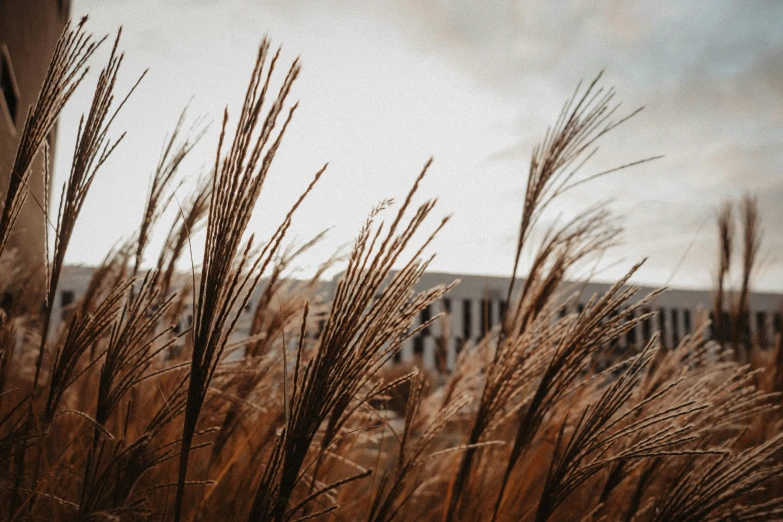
<box><xmin>0</xmin><ymin>19</ymin><xmax>781</xmax><ymax>521</ymax></box>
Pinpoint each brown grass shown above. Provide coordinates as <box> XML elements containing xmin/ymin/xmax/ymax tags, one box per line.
<box><xmin>0</xmin><ymin>17</ymin><xmax>781</xmax><ymax>522</ymax></box>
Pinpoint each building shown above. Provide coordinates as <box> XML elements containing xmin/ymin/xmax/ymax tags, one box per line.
<box><xmin>53</xmin><ymin>265</ymin><xmax>783</xmax><ymax>372</ymax></box>
<box><xmin>1</xmin><ymin>0</ymin><xmax>71</xmax><ymax>290</ymax></box>
<box><xmin>388</xmin><ymin>272</ymin><xmax>783</xmax><ymax>372</ymax></box>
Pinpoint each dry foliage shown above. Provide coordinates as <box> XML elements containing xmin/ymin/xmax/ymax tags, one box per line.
<box><xmin>0</xmin><ymin>18</ymin><xmax>781</xmax><ymax>522</ymax></box>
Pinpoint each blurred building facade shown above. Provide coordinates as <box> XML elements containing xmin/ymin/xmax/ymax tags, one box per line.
<box><xmin>1</xmin><ymin>0</ymin><xmax>71</xmax><ymax>289</ymax></box>
<box><xmin>53</xmin><ymin>265</ymin><xmax>783</xmax><ymax>372</ymax></box>
<box><xmin>389</xmin><ymin>272</ymin><xmax>783</xmax><ymax>372</ymax></box>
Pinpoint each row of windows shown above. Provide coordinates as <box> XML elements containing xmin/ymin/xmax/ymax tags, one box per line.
<box><xmin>402</xmin><ymin>297</ymin><xmax>783</xmax><ymax>358</ymax></box>
<box><xmin>405</xmin><ymin>298</ymin><xmax>508</xmax><ymax>362</ymax></box>
<box><xmin>53</xmin><ymin>288</ymin><xmax>783</xmax><ymax>354</ymax></box>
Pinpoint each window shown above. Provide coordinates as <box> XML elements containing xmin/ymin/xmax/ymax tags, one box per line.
<box><xmin>61</xmin><ymin>290</ymin><xmax>75</xmax><ymax>308</ymax></box>
<box><xmin>756</xmin><ymin>312</ymin><xmax>768</xmax><ymax>349</ymax></box>
<box><xmin>721</xmin><ymin>311</ymin><xmax>731</xmax><ymax>333</ymax></box>
<box><xmin>499</xmin><ymin>300</ymin><xmax>507</xmax><ymax>323</ymax></box>
<box><xmin>480</xmin><ymin>299</ymin><xmax>492</xmax><ymax>336</ymax></box>
<box><xmin>420</xmin><ymin>305</ymin><xmax>431</xmax><ymax>335</ymax></box>
<box><xmin>61</xmin><ymin>290</ymin><xmax>75</xmax><ymax>322</ymax></box>
<box><xmin>658</xmin><ymin>308</ymin><xmax>667</xmax><ymax>340</ymax></box>
<box><xmin>606</xmin><ymin>308</ymin><xmax>620</xmax><ymax>352</ymax></box>
<box><xmin>413</xmin><ymin>334</ymin><xmax>424</xmax><ymax>355</ymax></box>
<box><xmin>441</xmin><ymin>298</ymin><xmax>451</xmax><ymax>341</ymax></box>
<box><xmin>671</xmin><ymin>309</ymin><xmax>680</xmax><ymax>346</ymax></box>
<box><xmin>683</xmin><ymin>309</ymin><xmax>692</xmax><ymax>334</ymax></box>
<box><xmin>442</xmin><ymin>297</ymin><xmax>451</xmax><ymax>314</ymax></box>
<box><xmin>1</xmin><ymin>45</ymin><xmax>20</xmax><ymax>128</ymax></box>
<box><xmin>626</xmin><ymin>309</ymin><xmax>637</xmax><ymax>347</ymax></box>
<box><xmin>641</xmin><ymin>307</ymin><xmax>652</xmax><ymax>344</ymax></box>
<box><xmin>462</xmin><ymin>299</ymin><xmax>472</xmax><ymax>341</ymax></box>
<box><xmin>487</xmin><ymin>299</ymin><xmax>494</xmax><ymax>328</ymax></box>
<box><xmin>742</xmin><ymin>311</ymin><xmax>752</xmax><ymax>347</ymax></box>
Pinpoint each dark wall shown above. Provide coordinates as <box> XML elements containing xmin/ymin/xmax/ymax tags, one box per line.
<box><xmin>0</xmin><ymin>0</ymin><xmax>69</xmax><ymax>298</ymax></box>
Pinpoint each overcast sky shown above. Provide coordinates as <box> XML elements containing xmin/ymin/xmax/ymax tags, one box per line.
<box><xmin>53</xmin><ymin>0</ymin><xmax>783</xmax><ymax>292</ymax></box>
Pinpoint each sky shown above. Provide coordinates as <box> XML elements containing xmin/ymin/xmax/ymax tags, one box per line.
<box><xmin>53</xmin><ymin>0</ymin><xmax>783</xmax><ymax>292</ymax></box>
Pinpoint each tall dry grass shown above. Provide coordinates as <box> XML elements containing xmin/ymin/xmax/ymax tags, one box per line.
<box><xmin>0</xmin><ymin>18</ymin><xmax>781</xmax><ymax>522</ymax></box>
